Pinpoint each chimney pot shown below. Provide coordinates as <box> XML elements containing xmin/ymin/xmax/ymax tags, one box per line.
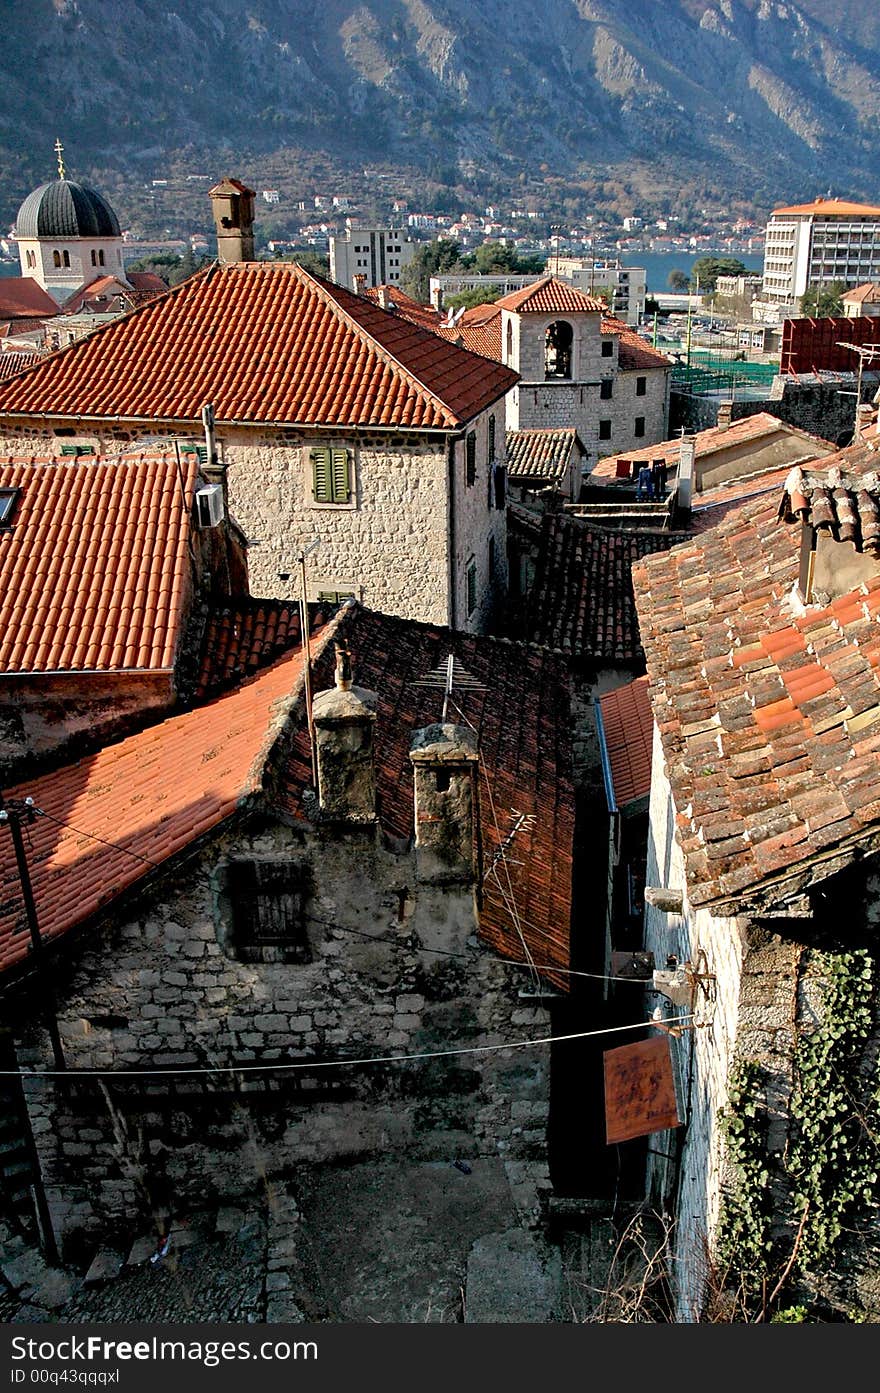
<box><xmin>377</xmin><ymin>285</ymin><xmax>392</xmax><ymax>311</ymax></box>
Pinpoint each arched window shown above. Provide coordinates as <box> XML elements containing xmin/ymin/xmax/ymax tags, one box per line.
<box><xmin>91</xmin><ymin>250</ymin><xmax>97</xmax><ymax>266</ymax></box>
<box><xmin>545</xmin><ymin>321</ymin><xmax>573</xmax><ymax>379</ymax></box>
<box><xmin>63</xmin><ymin>250</ymin><xmax>70</xmax><ymax>268</ymax></box>
<box><xmin>98</xmin><ymin>249</ymin><xmax>105</xmax><ymax>266</ymax></box>
<box><xmin>506</xmin><ymin>320</ymin><xmax>513</xmax><ymax>364</ymax></box>
<box><xmin>53</xmin><ymin>250</ymin><xmax>61</xmax><ymax>268</ymax></box>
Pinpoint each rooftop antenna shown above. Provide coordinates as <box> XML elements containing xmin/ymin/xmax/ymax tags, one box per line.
<box><xmin>54</xmin><ymin>137</ymin><xmax>65</xmax><ymax>180</ymax></box>
<box><xmin>411</xmin><ymin>653</ymin><xmax>486</xmax><ymax>723</ymax></box>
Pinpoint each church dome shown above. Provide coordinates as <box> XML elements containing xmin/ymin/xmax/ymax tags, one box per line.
<box><xmin>16</xmin><ymin>179</ymin><xmax>121</xmax><ymax>240</ymax></box>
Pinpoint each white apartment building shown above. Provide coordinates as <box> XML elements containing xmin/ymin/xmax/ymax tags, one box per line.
<box><xmin>554</xmin><ymin>258</ymin><xmax>647</xmax><ymax>326</ymax></box>
<box><xmin>762</xmin><ymin>197</ymin><xmax>880</xmax><ymax>308</ymax></box>
<box><xmin>329</xmin><ymin>225</ymin><xmax>415</xmax><ymax>290</ymax></box>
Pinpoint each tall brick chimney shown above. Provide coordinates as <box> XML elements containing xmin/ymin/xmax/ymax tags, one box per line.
<box><xmin>209</xmin><ymin>177</ymin><xmax>256</xmax><ymax>264</ymax></box>
<box><xmin>409</xmin><ymin>723</ymin><xmax>479</xmax><ymax>883</ymax></box>
<box><xmin>311</xmin><ymin>642</ymin><xmax>378</xmax><ymax>823</ymax></box>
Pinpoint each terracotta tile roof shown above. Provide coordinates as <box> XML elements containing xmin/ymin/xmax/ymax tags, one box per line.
<box><xmin>0</xmin><ymin>279</ymin><xmax>59</xmax><ymax>321</ymax></box>
<box><xmin>589</xmin><ymin>412</ymin><xmax>835</xmax><ymax>486</ymax></box>
<box><xmin>842</xmin><ymin>283</ymin><xmax>880</xmax><ymax>305</ymax></box>
<box><xmin>362</xmin><ymin>285</ymin><xmax>444</xmax><ymax>331</ymax></box>
<box><xmin>772</xmin><ymin>198</ymin><xmax>880</xmax><ymax>218</ymax></box>
<box><xmin>633</xmin><ymin>436</ymin><xmax>880</xmax><ymax>912</ymax></box>
<box><xmin>62</xmin><ymin>275</ymin><xmax>165</xmax><ymax>315</ymax></box>
<box><xmin>362</xmin><ymin>289</ymin><xmax>506</xmax><ymax>361</ymax></box>
<box><xmin>495</xmin><ymin>276</ymin><xmax>605</xmax><ymax>315</ymax></box>
<box><xmin>0</xmin><ymin>263</ymin><xmax>517</xmax><ymax>431</ymax></box>
<box><xmin>126</xmin><ymin>271</ymin><xmax>170</xmax><ymax>295</ymax></box>
<box><xmin>506</xmin><ymin>428</ymin><xmax>584</xmax><ymax>482</ymax></box>
<box><xmin>0</xmin><ymin>453</ymin><xmax>197</xmax><ymax>674</ymax></box>
<box><xmin>527</xmin><ymin>514</ymin><xmax>690</xmax><ymax>662</ymax></box>
<box><xmin>0</xmin><ymin>635</ymin><xmax>317</xmax><ymax>978</ymax></box>
<box><xmin>194</xmin><ymin>597</ymin><xmax>305</xmax><ymax>698</ymax></box>
<box><xmin>598</xmin><ymin>676</ymin><xmax>653</xmax><ymax>809</ymax></box>
<box><xmin>602</xmin><ymin>318</ymin><xmax>673</xmax><ymax>372</ymax></box>
<box><xmin>278</xmin><ymin>606</ymin><xmax>574</xmax><ymax>986</ymax></box>
<box><xmin>0</xmin><ymin>606</ymin><xmax>574</xmax><ymax>988</ymax></box>
<box><xmin>0</xmin><ymin>352</ymin><xmax>41</xmax><ymax>383</ymax></box>
<box><xmin>778</xmin><ymin>461</ymin><xmax>880</xmax><ymax>553</ymax></box>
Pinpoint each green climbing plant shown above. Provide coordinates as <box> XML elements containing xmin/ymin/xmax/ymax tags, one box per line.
<box><xmin>717</xmin><ymin>949</ymin><xmax>880</xmax><ymax>1318</ymax></box>
<box><xmin>787</xmin><ymin>950</ymin><xmax>880</xmax><ymax>1272</ymax></box>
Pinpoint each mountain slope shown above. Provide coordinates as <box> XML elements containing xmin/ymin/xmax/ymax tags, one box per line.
<box><xmin>3</xmin><ymin>0</ymin><xmax>879</xmax><ymax>222</ymax></box>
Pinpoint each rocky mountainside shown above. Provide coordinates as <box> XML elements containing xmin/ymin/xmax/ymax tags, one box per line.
<box><xmin>2</xmin><ymin>0</ymin><xmax>879</xmax><ymax>222</ymax></box>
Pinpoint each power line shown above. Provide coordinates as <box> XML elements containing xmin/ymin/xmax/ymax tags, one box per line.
<box><xmin>26</xmin><ymin>807</ymin><xmax>646</xmax><ymax>987</ymax></box>
<box><xmin>0</xmin><ymin>1014</ymin><xmax>696</xmax><ymax>1082</ymax></box>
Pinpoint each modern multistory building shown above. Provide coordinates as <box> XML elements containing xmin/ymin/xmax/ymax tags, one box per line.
<box><xmin>329</xmin><ymin>224</ymin><xmax>415</xmax><ymax>290</ymax></box>
<box><xmin>762</xmin><ymin>197</ymin><xmax>880</xmax><ymax>309</ymax></box>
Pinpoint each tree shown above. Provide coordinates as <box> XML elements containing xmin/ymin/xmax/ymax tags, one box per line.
<box><xmin>800</xmin><ymin>282</ymin><xmax>846</xmax><ymax>318</ymax></box>
<box><xmin>667</xmin><ymin>269</ymin><xmax>689</xmax><ymax>292</ymax></box>
<box><xmin>399</xmin><ymin>238</ymin><xmax>463</xmax><ymax>302</ymax></box>
<box><xmin>444</xmin><ymin>286</ymin><xmax>502</xmax><ymax>312</ymax></box>
<box><xmin>290</xmin><ymin>251</ymin><xmax>330</xmax><ymax>278</ymax></box>
<box><xmin>126</xmin><ymin>249</ymin><xmax>209</xmax><ymax>286</ymax></box>
<box><xmin>690</xmin><ymin>256</ymin><xmax>747</xmax><ymax>293</ymax></box>
<box><xmin>462</xmin><ymin>241</ymin><xmax>545</xmax><ymax>275</ymax></box>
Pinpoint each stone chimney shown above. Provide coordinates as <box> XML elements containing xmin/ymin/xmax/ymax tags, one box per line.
<box><xmin>311</xmin><ymin>641</ymin><xmax>378</xmax><ymax>823</ymax></box>
<box><xmin>353</xmin><ymin>274</ymin><xmax>367</xmax><ymax>295</ymax></box>
<box><xmin>409</xmin><ymin>723</ymin><xmax>479</xmax><ymax>883</ymax></box>
<box><xmin>676</xmin><ymin>438</ymin><xmax>695</xmax><ymax>518</ymax></box>
<box><xmin>430</xmin><ymin>284</ymin><xmax>443</xmax><ymax>312</ymax></box>
<box><xmin>717</xmin><ymin>400</ymin><xmax>733</xmax><ymax>429</ymax></box>
<box><xmin>856</xmin><ymin>402</ymin><xmax>875</xmax><ymax>437</ymax></box>
<box><xmin>209</xmin><ymin>177</ymin><xmax>256</xmax><ymax>264</ymax></box>
<box><xmin>377</xmin><ymin>285</ymin><xmax>392</xmax><ymax>310</ymax></box>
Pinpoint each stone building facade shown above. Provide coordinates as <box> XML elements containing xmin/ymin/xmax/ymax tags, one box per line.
<box><xmin>632</xmin><ymin>446</ymin><xmax>880</xmax><ymax>1321</ymax></box>
<box><xmin>0</xmin><ymin>261</ymin><xmax>517</xmax><ymax>636</ymax></box>
<box><xmin>1</xmin><ymin>604</ymin><xmax>576</xmax><ymax>1275</ymax></box>
<box><xmin>496</xmin><ymin>279</ymin><xmax>670</xmax><ymax>465</ymax></box>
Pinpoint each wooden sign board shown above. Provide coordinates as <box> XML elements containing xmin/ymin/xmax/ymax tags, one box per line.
<box><xmin>604</xmin><ymin>1035</ymin><xmax>681</xmax><ymax>1145</ymax></box>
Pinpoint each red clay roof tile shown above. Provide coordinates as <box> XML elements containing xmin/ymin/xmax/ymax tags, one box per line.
<box><xmin>634</xmin><ymin>435</ymin><xmax>880</xmax><ymax>910</ymax></box>
<box><xmin>0</xmin><ymin>453</ymin><xmax>196</xmax><ymax>674</ymax></box>
<box><xmin>0</xmin><ymin>263</ymin><xmax>516</xmax><ymax>431</ymax></box>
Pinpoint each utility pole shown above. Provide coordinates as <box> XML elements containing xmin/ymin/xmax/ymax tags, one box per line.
<box><xmin>834</xmin><ymin>342</ymin><xmax>880</xmax><ymax>438</ymax></box>
<box><xmin>298</xmin><ymin>538</ymin><xmax>321</xmax><ymax>789</ymax></box>
<box><xmin>0</xmin><ymin>797</ymin><xmax>65</xmax><ymax>1072</ymax></box>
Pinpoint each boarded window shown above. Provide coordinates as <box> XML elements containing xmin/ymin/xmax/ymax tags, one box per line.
<box><xmin>219</xmin><ymin>858</ymin><xmax>313</xmax><ymax>964</ymax></box>
<box><xmin>466</xmin><ymin>431</ymin><xmax>477</xmax><ymax>487</ymax></box>
<box><xmin>312</xmin><ymin>446</ymin><xmax>352</xmax><ymax>503</ymax></box>
<box><xmin>466</xmin><ymin>557</ymin><xmax>477</xmax><ymax>617</ymax></box>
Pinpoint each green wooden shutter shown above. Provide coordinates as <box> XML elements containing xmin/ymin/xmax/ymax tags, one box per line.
<box><xmin>312</xmin><ymin>446</ymin><xmax>332</xmax><ymax>502</ymax></box>
<box><xmin>330</xmin><ymin>447</ymin><xmax>351</xmax><ymax>503</ymax></box>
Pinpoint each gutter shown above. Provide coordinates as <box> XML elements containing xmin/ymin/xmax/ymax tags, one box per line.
<box><xmin>594</xmin><ymin>698</ymin><xmax>617</xmax><ymax>814</ymax></box>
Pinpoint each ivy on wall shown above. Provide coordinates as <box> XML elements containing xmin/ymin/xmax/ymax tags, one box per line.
<box><xmin>717</xmin><ymin>949</ymin><xmax>880</xmax><ymax>1318</ymax></box>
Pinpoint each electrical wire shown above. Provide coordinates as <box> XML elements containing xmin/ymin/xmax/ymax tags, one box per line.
<box><xmin>25</xmin><ymin>806</ymin><xmax>652</xmax><ymax>986</ymax></box>
<box><xmin>0</xmin><ymin>1014</ymin><xmax>696</xmax><ymax>1081</ymax></box>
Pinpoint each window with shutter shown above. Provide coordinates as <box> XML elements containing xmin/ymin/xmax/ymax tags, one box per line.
<box><xmin>466</xmin><ymin>432</ymin><xmax>476</xmax><ymax>487</ymax></box>
<box><xmin>488</xmin><ymin>415</ymin><xmax>496</xmax><ymax>462</ymax></box>
<box><xmin>466</xmin><ymin>557</ymin><xmax>477</xmax><ymax>617</ymax></box>
<box><xmin>311</xmin><ymin>446</ymin><xmax>352</xmax><ymax>504</ymax></box>
<box><xmin>218</xmin><ymin>858</ymin><xmax>313</xmax><ymax>964</ymax></box>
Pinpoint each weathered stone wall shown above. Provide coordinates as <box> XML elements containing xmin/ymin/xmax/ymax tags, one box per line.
<box><xmin>643</xmin><ymin>733</ymin><xmax>880</xmax><ymax>1320</ymax></box>
<box><xmin>670</xmin><ymin>378</ymin><xmax>877</xmax><ymax>444</ymax></box>
<box><xmin>642</xmin><ymin>727</ymin><xmax>746</xmax><ymax>1321</ymax></box>
<box><xmin>508</xmin><ymin>371</ymin><xmax>668</xmax><ymax>465</ymax></box>
<box><xmin>0</xmin><ymin>413</ymin><xmax>507</xmax><ymax>635</ymax></box>
<box><xmin>0</xmin><ymin>673</ymin><xmax>173</xmax><ymax>784</ymax></box>
<box><xmin>16</xmin><ymin>814</ymin><xmax>552</xmax><ymax>1252</ymax></box>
